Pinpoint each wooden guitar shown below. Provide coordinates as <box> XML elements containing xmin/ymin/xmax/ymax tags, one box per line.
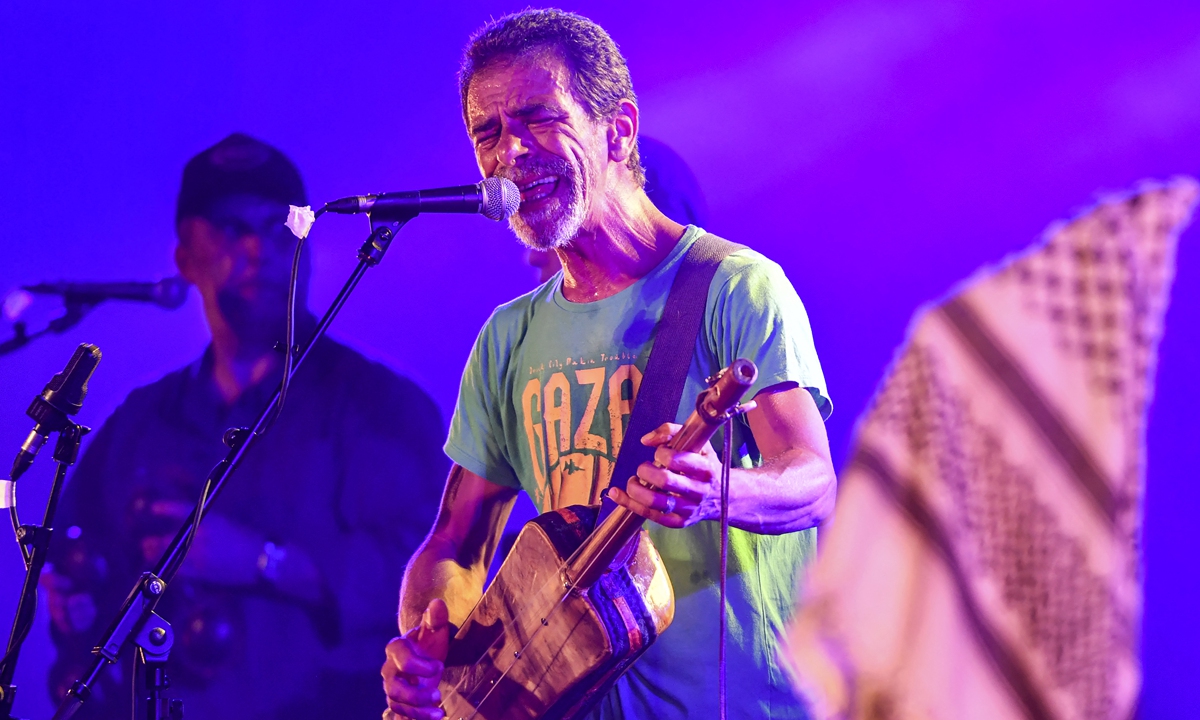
<box><xmin>437</xmin><ymin>359</ymin><xmax>759</xmax><ymax>719</ymax></box>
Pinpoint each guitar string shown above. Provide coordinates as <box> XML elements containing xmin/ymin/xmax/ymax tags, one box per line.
<box><xmin>446</xmin><ymin>483</ymin><xmax>670</xmax><ymax>714</ymax></box>
<box><xmin>446</xmin><ymin>540</ymin><xmax>597</xmax><ymax>717</ymax></box>
<box><xmin>446</xmin><ymin>407</ymin><xmax>743</xmax><ymax>715</ymax></box>
<box><xmin>447</xmin><ymin>486</ymin><xmax>693</xmax><ymax>715</ymax></box>
<box><xmin>446</xmin><ymin>497</ymin><xmax>656</xmax><ymax>702</ymax></box>
<box><xmin>446</xmin><ymin>430</ymin><xmax>684</xmax><ymax>708</ymax></box>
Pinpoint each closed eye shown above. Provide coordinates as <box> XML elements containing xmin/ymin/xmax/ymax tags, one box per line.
<box><xmin>513</xmin><ymin>103</ymin><xmax>566</xmax><ymax>126</ymax></box>
<box><xmin>474</xmin><ymin>130</ymin><xmax>500</xmax><ymax>148</ymax></box>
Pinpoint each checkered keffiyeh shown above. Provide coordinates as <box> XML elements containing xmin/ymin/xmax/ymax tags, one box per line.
<box><xmin>783</xmin><ymin>178</ymin><xmax>1198</xmax><ymax>720</ymax></box>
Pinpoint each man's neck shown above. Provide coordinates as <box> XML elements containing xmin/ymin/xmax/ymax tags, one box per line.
<box><xmin>555</xmin><ymin>192</ymin><xmax>687</xmax><ymax>303</ymax></box>
<box><xmin>203</xmin><ymin>307</ymin><xmax>307</xmax><ymax>405</ymax></box>
<box><xmin>212</xmin><ymin>347</ymin><xmax>278</xmax><ymax>406</ymax></box>
<box><xmin>209</xmin><ymin>327</ymin><xmax>279</xmax><ymax>406</ymax></box>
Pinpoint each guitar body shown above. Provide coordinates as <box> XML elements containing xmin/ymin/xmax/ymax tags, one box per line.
<box><xmin>440</xmin><ymin>505</ymin><xmax>674</xmax><ymax>720</ymax></box>
<box><xmin>437</xmin><ymin>359</ymin><xmax>757</xmax><ymax>719</ymax></box>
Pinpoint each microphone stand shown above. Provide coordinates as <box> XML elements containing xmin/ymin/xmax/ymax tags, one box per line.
<box><xmin>0</xmin><ymin>424</ymin><xmax>87</xmax><ymax>720</ymax></box>
<box><xmin>51</xmin><ymin>209</ymin><xmax>416</xmax><ymax>720</ymax></box>
<box><xmin>0</xmin><ymin>302</ymin><xmax>94</xmax><ymax>357</ymax></box>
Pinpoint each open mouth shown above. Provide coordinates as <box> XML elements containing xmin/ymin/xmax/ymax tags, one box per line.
<box><xmin>518</xmin><ymin>176</ymin><xmax>559</xmax><ymax>204</ymax></box>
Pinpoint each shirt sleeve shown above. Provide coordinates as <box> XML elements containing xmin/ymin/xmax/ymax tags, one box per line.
<box><xmin>706</xmin><ymin>251</ymin><xmax>833</xmax><ymax>420</ymax></box>
<box><xmin>444</xmin><ymin>313</ymin><xmax>522</xmax><ymax>488</ymax></box>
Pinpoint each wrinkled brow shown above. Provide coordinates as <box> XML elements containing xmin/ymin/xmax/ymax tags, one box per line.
<box><xmin>470</xmin><ymin>102</ymin><xmax>565</xmax><ymax>136</ymax></box>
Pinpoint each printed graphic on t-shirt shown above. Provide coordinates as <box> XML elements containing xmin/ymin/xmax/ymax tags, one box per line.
<box><xmin>518</xmin><ymin>351</ymin><xmax>647</xmax><ymax>512</ymax></box>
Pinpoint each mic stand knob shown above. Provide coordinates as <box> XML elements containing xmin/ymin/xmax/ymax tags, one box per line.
<box><xmin>222</xmin><ymin>427</ymin><xmax>251</xmax><ymax>450</ymax></box>
<box><xmin>134</xmin><ymin>614</ymin><xmax>183</xmax><ymax>720</ymax></box>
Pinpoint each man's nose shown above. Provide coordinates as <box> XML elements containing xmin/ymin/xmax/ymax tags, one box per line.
<box><xmin>233</xmin><ymin>231</ymin><xmax>265</xmax><ymax>265</ymax></box>
<box><xmin>495</xmin><ymin>127</ymin><xmax>531</xmax><ymax>169</ymax></box>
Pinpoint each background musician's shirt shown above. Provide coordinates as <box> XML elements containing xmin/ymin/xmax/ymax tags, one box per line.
<box><xmin>50</xmin><ymin>337</ymin><xmax>447</xmax><ymax>719</ymax></box>
<box><xmin>447</xmin><ymin>225</ymin><xmax>831</xmax><ymax>719</ymax></box>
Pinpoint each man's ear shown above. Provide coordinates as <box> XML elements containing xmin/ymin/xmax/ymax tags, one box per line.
<box><xmin>607</xmin><ymin>98</ymin><xmax>639</xmax><ymax>165</ymax></box>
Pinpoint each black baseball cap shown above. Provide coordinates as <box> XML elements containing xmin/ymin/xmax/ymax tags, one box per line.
<box><xmin>175</xmin><ymin>133</ymin><xmax>307</xmax><ymax>223</ymax></box>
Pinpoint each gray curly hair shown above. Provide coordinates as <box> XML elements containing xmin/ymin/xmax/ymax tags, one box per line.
<box><xmin>459</xmin><ymin>8</ymin><xmax>644</xmax><ymax>186</ymax></box>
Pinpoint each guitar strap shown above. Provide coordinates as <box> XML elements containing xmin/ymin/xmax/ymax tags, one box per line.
<box><xmin>597</xmin><ymin>232</ymin><xmax>745</xmax><ymax>523</ymax></box>
<box><xmin>594</xmin><ymin>230</ymin><xmax>745</xmax><ymax>720</ymax></box>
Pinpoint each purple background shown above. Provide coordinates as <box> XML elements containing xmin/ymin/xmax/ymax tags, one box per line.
<box><xmin>2</xmin><ymin>2</ymin><xmax>1198</xmax><ymax>717</ymax></box>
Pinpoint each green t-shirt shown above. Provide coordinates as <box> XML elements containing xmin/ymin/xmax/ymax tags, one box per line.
<box><xmin>446</xmin><ymin>226</ymin><xmax>830</xmax><ymax>719</ymax></box>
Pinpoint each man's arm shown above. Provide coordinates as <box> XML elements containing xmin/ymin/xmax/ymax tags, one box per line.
<box><xmin>384</xmin><ymin>463</ymin><xmax>518</xmax><ymax>720</ymax></box>
<box><xmin>399</xmin><ymin>463</ymin><xmax>519</xmax><ymax>632</ymax></box>
<box><xmin>609</xmin><ymin>384</ymin><xmax>836</xmax><ymax>534</ymax></box>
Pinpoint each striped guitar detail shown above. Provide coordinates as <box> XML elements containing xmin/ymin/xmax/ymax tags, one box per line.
<box><xmin>438</xmin><ymin>359</ymin><xmax>759</xmax><ymax>719</ymax></box>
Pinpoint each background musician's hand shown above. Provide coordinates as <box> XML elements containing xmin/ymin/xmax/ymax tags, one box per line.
<box><xmin>608</xmin><ymin>422</ymin><xmax>724</xmax><ymax>529</ymax></box>
<box><xmin>141</xmin><ymin>500</ymin><xmax>262</xmax><ymax>585</ymax></box>
<box><xmin>140</xmin><ymin>500</ymin><xmax>326</xmax><ymax>603</ymax></box>
<box><xmin>382</xmin><ymin>598</ymin><xmax>451</xmax><ymax>720</ymax></box>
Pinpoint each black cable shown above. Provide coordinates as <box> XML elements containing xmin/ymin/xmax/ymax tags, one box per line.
<box><xmin>176</xmin><ymin>206</ymin><xmax>326</xmax><ymax>576</ymax></box>
<box><xmin>7</xmin><ymin>486</ymin><xmax>20</xmax><ymax>564</ymax></box>
<box><xmin>261</xmin><ymin>205</ymin><xmax>326</xmax><ymax>436</ymax></box>
<box><xmin>0</xmin><ymin>460</ymin><xmax>68</xmax><ymax>674</ymax></box>
<box><xmin>175</xmin><ymin>474</ymin><xmax>213</xmax><ymax>581</ymax></box>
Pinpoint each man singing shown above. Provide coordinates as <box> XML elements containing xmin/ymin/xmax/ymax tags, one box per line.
<box><xmin>383</xmin><ymin>10</ymin><xmax>836</xmax><ymax>719</ymax></box>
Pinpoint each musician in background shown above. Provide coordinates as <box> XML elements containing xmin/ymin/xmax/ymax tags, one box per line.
<box><xmin>44</xmin><ymin>133</ymin><xmax>447</xmax><ymax>719</ymax></box>
<box><xmin>384</xmin><ymin>10</ymin><xmax>836</xmax><ymax>720</ymax></box>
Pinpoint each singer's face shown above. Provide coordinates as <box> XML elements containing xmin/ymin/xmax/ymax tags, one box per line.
<box><xmin>176</xmin><ymin>195</ymin><xmax>305</xmax><ymax>339</ymax></box>
<box><xmin>466</xmin><ymin>52</ymin><xmax>608</xmax><ymax>250</ymax></box>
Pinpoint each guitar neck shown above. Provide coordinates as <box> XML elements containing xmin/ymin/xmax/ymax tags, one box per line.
<box><xmin>564</xmin><ymin>359</ymin><xmax>757</xmax><ymax>589</ymax></box>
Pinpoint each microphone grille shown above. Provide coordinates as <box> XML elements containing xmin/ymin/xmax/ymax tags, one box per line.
<box><xmin>153</xmin><ymin>276</ymin><xmax>191</xmax><ymax>309</ymax></box>
<box><xmin>481</xmin><ymin>177</ymin><xmax>521</xmax><ymax>221</ymax></box>
<box><xmin>43</xmin><ymin>343</ymin><xmax>102</xmax><ymax>415</ymax></box>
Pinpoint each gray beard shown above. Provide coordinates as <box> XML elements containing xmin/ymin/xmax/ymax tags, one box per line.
<box><xmin>509</xmin><ymin>201</ymin><xmax>584</xmax><ymax>251</ymax></box>
<box><xmin>500</xmin><ymin>159</ymin><xmax>586</xmax><ymax>251</ymax></box>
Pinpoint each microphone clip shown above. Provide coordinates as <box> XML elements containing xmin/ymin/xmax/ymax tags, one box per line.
<box><xmin>11</xmin><ymin>410</ymin><xmax>91</xmax><ymax>482</ymax></box>
<box><xmin>9</xmin><ymin>343</ymin><xmax>101</xmax><ymax>481</ymax></box>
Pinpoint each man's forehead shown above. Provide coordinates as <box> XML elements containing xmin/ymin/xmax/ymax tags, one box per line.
<box><xmin>466</xmin><ymin>53</ymin><xmax>576</xmax><ymax>120</ymax></box>
<box><xmin>203</xmin><ymin>193</ymin><xmax>289</xmax><ymax>220</ymax></box>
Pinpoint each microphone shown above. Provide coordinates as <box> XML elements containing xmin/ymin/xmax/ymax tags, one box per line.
<box><xmin>323</xmin><ymin>176</ymin><xmax>521</xmax><ymax>221</ymax></box>
<box><xmin>11</xmin><ymin>343</ymin><xmax>102</xmax><ymax>480</ymax></box>
<box><xmin>23</xmin><ymin>276</ymin><xmax>190</xmax><ymax>310</ymax></box>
